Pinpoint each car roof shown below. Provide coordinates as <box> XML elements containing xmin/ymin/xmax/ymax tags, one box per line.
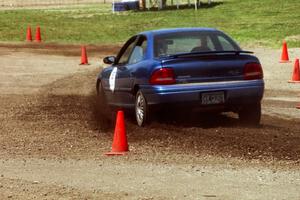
<box><xmin>139</xmin><ymin>27</ymin><xmax>219</xmax><ymax>37</ymax></box>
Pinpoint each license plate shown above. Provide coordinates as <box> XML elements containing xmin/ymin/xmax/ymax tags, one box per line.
<box><xmin>201</xmin><ymin>91</ymin><xmax>225</xmax><ymax>105</ymax></box>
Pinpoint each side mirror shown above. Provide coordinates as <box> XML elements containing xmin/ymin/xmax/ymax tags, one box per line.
<box><xmin>103</xmin><ymin>56</ymin><xmax>116</xmax><ymax>64</ymax></box>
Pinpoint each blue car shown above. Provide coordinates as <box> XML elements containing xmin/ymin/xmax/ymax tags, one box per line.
<box><xmin>97</xmin><ymin>28</ymin><xmax>264</xmax><ymax>126</ymax></box>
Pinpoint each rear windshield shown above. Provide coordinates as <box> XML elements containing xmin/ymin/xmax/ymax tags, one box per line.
<box><xmin>153</xmin><ymin>31</ymin><xmax>241</xmax><ymax>57</ymax></box>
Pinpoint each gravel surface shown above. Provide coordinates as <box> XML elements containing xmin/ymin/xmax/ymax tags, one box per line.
<box><xmin>0</xmin><ymin>43</ymin><xmax>299</xmax><ymax>199</ymax></box>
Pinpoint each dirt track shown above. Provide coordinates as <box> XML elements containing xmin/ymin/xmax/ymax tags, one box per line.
<box><xmin>0</xmin><ymin>43</ymin><xmax>300</xmax><ymax>199</ymax></box>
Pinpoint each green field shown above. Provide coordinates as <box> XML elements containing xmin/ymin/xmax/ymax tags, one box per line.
<box><xmin>0</xmin><ymin>0</ymin><xmax>299</xmax><ymax>48</ymax></box>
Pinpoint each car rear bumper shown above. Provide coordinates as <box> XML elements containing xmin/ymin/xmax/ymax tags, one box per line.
<box><xmin>140</xmin><ymin>80</ymin><xmax>264</xmax><ymax>107</ymax></box>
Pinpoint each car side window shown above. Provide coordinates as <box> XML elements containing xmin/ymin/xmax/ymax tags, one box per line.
<box><xmin>217</xmin><ymin>35</ymin><xmax>236</xmax><ymax>51</ymax></box>
<box><xmin>206</xmin><ymin>36</ymin><xmax>216</xmax><ymax>51</ymax></box>
<box><xmin>128</xmin><ymin>36</ymin><xmax>147</xmax><ymax>65</ymax></box>
<box><xmin>117</xmin><ymin>37</ymin><xmax>137</xmax><ymax>65</ymax></box>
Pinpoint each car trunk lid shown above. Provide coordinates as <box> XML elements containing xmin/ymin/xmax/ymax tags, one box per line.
<box><xmin>160</xmin><ymin>52</ymin><xmax>258</xmax><ymax>84</ymax></box>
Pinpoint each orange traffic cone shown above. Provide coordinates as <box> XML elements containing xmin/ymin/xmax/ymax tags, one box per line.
<box><xmin>80</xmin><ymin>46</ymin><xmax>89</xmax><ymax>65</ymax></box>
<box><xmin>35</xmin><ymin>26</ymin><xmax>42</xmax><ymax>42</ymax></box>
<box><xmin>26</xmin><ymin>26</ymin><xmax>32</xmax><ymax>42</ymax></box>
<box><xmin>105</xmin><ymin>110</ymin><xmax>129</xmax><ymax>156</ymax></box>
<box><xmin>288</xmin><ymin>58</ymin><xmax>300</xmax><ymax>83</ymax></box>
<box><xmin>280</xmin><ymin>40</ymin><xmax>290</xmax><ymax>63</ymax></box>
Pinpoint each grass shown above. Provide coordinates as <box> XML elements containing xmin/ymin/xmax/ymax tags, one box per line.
<box><xmin>0</xmin><ymin>0</ymin><xmax>299</xmax><ymax>48</ymax></box>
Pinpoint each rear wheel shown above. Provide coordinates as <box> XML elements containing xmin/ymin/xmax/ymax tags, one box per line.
<box><xmin>238</xmin><ymin>103</ymin><xmax>261</xmax><ymax>126</ymax></box>
<box><xmin>135</xmin><ymin>90</ymin><xmax>149</xmax><ymax>127</ymax></box>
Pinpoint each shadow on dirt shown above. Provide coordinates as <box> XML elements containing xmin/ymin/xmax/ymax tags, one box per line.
<box><xmin>151</xmin><ymin>111</ymin><xmax>240</xmax><ymax>128</ymax></box>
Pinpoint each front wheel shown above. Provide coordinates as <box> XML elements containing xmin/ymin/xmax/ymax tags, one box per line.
<box><xmin>238</xmin><ymin>103</ymin><xmax>261</xmax><ymax>126</ymax></box>
<box><xmin>135</xmin><ymin>90</ymin><xmax>149</xmax><ymax>127</ymax></box>
<box><xmin>97</xmin><ymin>81</ymin><xmax>107</xmax><ymax>106</ymax></box>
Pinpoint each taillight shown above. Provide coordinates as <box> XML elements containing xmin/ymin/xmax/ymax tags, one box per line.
<box><xmin>150</xmin><ymin>68</ymin><xmax>176</xmax><ymax>85</ymax></box>
<box><xmin>244</xmin><ymin>62</ymin><xmax>263</xmax><ymax>80</ymax></box>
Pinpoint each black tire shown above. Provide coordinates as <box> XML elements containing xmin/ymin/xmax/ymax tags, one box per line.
<box><xmin>135</xmin><ymin>90</ymin><xmax>149</xmax><ymax>127</ymax></box>
<box><xmin>97</xmin><ymin>81</ymin><xmax>107</xmax><ymax>106</ymax></box>
<box><xmin>238</xmin><ymin>103</ymin><xmax>261</xmax><ymax>126</ymax></box>
<box><xmin>96</xmin><ymin>81</ymin><xmax>112</xmax><ymax>119</ymax></box>
<box><xmin>93</xmin><ymin>81</ymin><xmax>114</xmax><ymax>130</ymax></box>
